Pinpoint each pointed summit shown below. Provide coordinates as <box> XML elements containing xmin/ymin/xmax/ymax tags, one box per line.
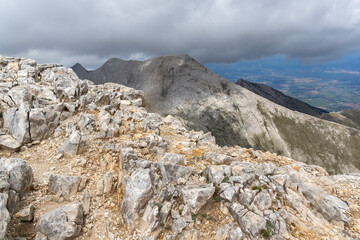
<box><xmin>71</xmin><ymin>63</ymin><xmax>88</xmax><ymax>76</ymax></box>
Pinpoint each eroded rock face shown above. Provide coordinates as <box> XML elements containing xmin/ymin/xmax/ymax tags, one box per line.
<box><xmin>35</xmin><ymin>203</ymin><xmax>84</xmax><ymax>240</ymax></box>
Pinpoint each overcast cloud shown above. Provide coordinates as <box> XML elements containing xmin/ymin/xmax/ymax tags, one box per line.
<box><xmin>1</xmin><ymin>0</ymin><xmax>360</xmax><ymax>68</ymax></box>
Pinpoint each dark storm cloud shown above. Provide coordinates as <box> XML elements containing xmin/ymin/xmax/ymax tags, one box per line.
<box><xmin>1</xmin><ymin>0</ymin><xmax>360</xmax><ymax>68</ymax></box>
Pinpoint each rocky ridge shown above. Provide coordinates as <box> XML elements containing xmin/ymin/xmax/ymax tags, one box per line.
<box><xmin>72</xmin><ymin>55</ymin><xmax>360</xmax><ymax>174</ymax></box>
<box><xmin>0</xmin><ymin>55</ymin><xmax>359</xmax><ymax>239</ymax></box>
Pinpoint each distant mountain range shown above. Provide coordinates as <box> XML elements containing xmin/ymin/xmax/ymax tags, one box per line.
<box><xmin>72</xmin><ymin>55</ymin><xmax>360</xmax><ymax>174</ymax></box>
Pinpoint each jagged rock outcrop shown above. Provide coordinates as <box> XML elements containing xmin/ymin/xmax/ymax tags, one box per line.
<box><xmin>72</xmin><ymin>55</ymin><xmax>360</xmax><ymax>174</ymax></box>
<box><xmin>1</xmin><ymin>55</ymin><xmax>360</xmax><ymax>239</ymax></box>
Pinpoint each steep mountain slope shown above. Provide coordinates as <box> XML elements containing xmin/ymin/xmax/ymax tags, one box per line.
<box><xmin>72</xmin><ymin>55</ymin><xmax>360</xmax><ymax>174</ymax></box>
<box><xmin>235</xmin><ymin>78</ymin><xmax>360</xmax><ymax>130</ymax></box>
<box><xmin>235</xmin><ymin>78</ymin><xmax>328</xmax><ymax>118</ymax></box>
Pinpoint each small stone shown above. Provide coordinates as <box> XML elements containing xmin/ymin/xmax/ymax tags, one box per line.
<box><xmin>19</xmin><ymin>205</ymin><xmax>35</xmax><ymax>221</ymax></box>
<box><xmin>80</xmin><ymin>190</ymin><xmax>91</xmax><ymax>215</ymax></box>
<box><xmin>103</xmin><ymin>172</ymin><xmax>114</xmax><ymax>197</ymax></box>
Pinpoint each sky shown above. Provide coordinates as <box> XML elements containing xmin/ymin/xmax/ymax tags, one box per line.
<box><xmin>1</xmin><ymin>0</ymin><xmax>360</xmax><ymax>69</ymax></box>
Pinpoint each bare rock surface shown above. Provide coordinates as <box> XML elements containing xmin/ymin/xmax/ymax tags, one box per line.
<box><xmin>0</xmin><ymin>55</ymin><xmax>359</xmax><ymax>239</ymax></box>
<box><xmin>48</xmin><ymin>175</ymin><xmax>82</xmax><ymax>200</ymax></box>
<box><xmin>35</xmin><ymin>203</ymin><xmax>84</xmax><ymax>240</ymax></box>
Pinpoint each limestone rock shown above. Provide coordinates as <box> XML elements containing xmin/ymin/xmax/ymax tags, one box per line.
<box><xmin>302</xmin><ymin>186</ymin><xmax>349</xmax><ymax>223</ymax></box>
<box><xmin>220</xmin><ymin>185</ymin><xmax>237</xmax><ymax>202</ymax></box>
<box><xmin>159</xmin><ymin>153</ymin><xmax>186</xmax><ymax>165</ymax></box>
<box><xmin>139</xmin><ymin>200</ymin><xmax>160</xmax><ymax>235</ymax></box>
<box><xmin>205</xmin><ymin>165</ymin><xmax>231</xmax><ymax>184</ymax></box>
<box><xmin>58</xmin><ymin>130</ymin><xmax>87</xmax><ymax>157</ymax></box>
<box><xmin>19</xmin><ymin>204</ymin><xmax>35</xmax><ymax>221</ymax></box>
<box><xmin>239</xmin><ymin>211</ymin><xmax>266</xmax><ymax>237</ymax></box>
<box><xmin>228</xmin><ymin>227</ymin><xmax>243</xmax><ymax>240</ymax></box>
<box><xmin>252</xmin><ymin>190</ymin><xmax>272</xmax><ymax>211</ymax></box>
<box><xmin>181</xmin><ymin>184</ymin><xmax>215</xmax><ymax>215</ymax></box>
<box><xmin>0</xmin><ymin>158</ymin><xmax>33</xmax><ymax>197</ymax></box>
<box><xmin>77</xmin><ymin>113</ymin><xmax>95</xmax><ymax>132</ymax></box>
<box><xmin>103</xmin><ymin>172</ymin><xmax>114</xmax><ymax>197</ymax></box>
<box><xmin>35</xmin><ymin>203</ymin><xmax>84</xmax><ymax>240</ymax></box>
<box><xmin>0</xmin><ymin>134</ymin><xmax>21</xmax><ymax>153</ymax></box>
<box><xmin>48</xmin><ymin>175</ymin><xmax>82</xmax><ymax>200</ymax></box>
<box><xmin>179</xmin><ymin>229</ymin><xmax>200</xmax><ymax>240</ymax></box>
<box><xmin>3</xmin><ymin>103</ymin><xmax>31</xmax><ymax>144</ymax></box>
<box><xmin>80</xmin><ymin>190</ymin><xmax>90</xmax><ymax>215</ymax></box>
<box><xmin>160</xmin><ymin>163</ymin><xmax>195</xmax><ymax>184</ymax></box>
<box><xmin>121</xmin><ymin>169</ymin><xmax>153</xmax><ymax>230</ymax></box>
<box><xmin>0</xmin><ymin>171</ymin><xmax>9</xmax><ymax>193</ymax></box>
<box><xmin>0</xmin><ymin>193</ymin><xmax>10</xmax><ymax>240</ymax></box>
<box><xmin>29</xmin><ymin>108</ymin><xmax>49</xmax><ymax>141</ymax></box>
<box><xmin>171</xmin><ymin>210</ymin><xmax>187</xmax><ymax>236</ymax></box>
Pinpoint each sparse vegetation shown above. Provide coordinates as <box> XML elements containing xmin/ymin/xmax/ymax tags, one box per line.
<box><xmin>252</xmin><ymin>185</ymin><xmax>262</xmax><ymax>192</ymax></box>
<box><xmin>260</xmin><ymin>221</ymin><xmax>275</xmax><ymax>238</ymax></box>
<box><xmin>221</xmin><ymin>176</ymin><xmax>229</xmax><ymax>183</ymax></box>
<box><xmin>153</xmin><ymin>202</ymin><xmax>162</xmax><ymax>210</ymax></box>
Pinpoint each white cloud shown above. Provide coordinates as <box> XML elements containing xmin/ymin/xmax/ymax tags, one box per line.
<box><xmin>1</xmin><ymin>0</ymin><xmax>360</xmax><ymax>68</ymax></box>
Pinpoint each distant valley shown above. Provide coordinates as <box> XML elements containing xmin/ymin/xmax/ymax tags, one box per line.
<box><xmin>207</xmin><ymin>54</ymin><xmax>360</xmax><ymax>112</ymax></box>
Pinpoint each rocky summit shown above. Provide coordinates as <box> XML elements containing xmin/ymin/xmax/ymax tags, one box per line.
<box><xmin>72</xmin><ymin>55</ymin><xmax>360</xmax><ymax>175</ymax></box>
<box><xmin>0</xmin><ymin>55</ymin><xmax>359</xmax><ymax>240</ymax></box>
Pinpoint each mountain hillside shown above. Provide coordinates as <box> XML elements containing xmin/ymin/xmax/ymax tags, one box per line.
<box><xmin>235</xmin><ymin>78</ymin><xmax>360</xmax><ymax>130</ymax></box>
<box><xmin>321</xmin><ymin>109</ymin><xmax>360</xmax><ymax>130</ymax></box>
<box><xmin>235</xmin><ymin>78</ymin><xmax>328</xmax><ymax>118</ymax></box>
<box><xmin>72</xmin><ymin>55</ymin><xmax>360</xmax><ymax>174</ymax></box>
